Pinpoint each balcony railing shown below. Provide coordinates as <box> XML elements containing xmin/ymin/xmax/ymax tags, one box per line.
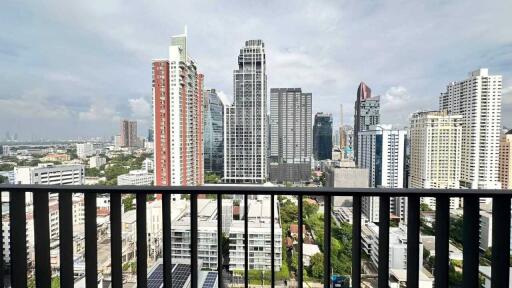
<box><xmin>0</xmin><ymin>185</ymin><xmax>510</xmax><ymax>288</ymax></box>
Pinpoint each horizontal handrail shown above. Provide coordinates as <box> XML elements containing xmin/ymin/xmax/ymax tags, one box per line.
<box><xmin>0</xmin><ymin>185</ymin><xmax>510</xmax><ymax>288</ymax></box>
<box><xmin>1</xmin><ymin>184</ymin><xmax>511</xmax><ymax>196</ymax></box>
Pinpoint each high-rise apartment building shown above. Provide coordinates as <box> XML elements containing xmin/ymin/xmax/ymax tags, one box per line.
<box><xmin>269</xmin><ymin>88</ymin><xmax>312</xmax><ymax>182</ymax></box>
<box><xmin>152</xmin><ymin>30</ymin><xmax>204</xmax><ymax>186</ymax></box>
<box><xmin>224</xmin><ymin>40</ymin><xmax>267</xmax><ymax>183</ymax></box>
<box><xmin>409</xmin><ymin>111</ymin><xmax>463</xmax><ymax>209</ymax></box>
<box><xmin>354</xmin><ymin>82</ymin><xmax>380</xmax><ymax>162</ymax></box>
<box><xmin>313</xmin><ymin>113</ymin><xmax>333</xmax><ymax>160</ymax></box>
<box><xmin>439</xmin><ymin>68</ymin><xmax>502</xmax><ymax>189</ymax></box>
<box><xmin>120</xmin><ymin>120</ymin><xmax>138</xmax><ymax>148</ymax></box>
<box><xmin>358</xmin><ymin>125</ymin><xmax>407</xmax><ymax>222</ymax></box>
<box><xmin>499</xmin><ymin>130</ymin><xmax>512</xmax><ymax>189</ymax></box>
<box><xmin>203</xmin><ymin>89</ymin><xmax>224</xmax><ymax>176</ymax></box>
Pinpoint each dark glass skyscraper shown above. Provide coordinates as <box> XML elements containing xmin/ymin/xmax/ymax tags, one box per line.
<box><xmin>354</xmin><ymin>82</ymin><xmax>380</xmax><ymax>163</ymax></box>
<box><xmin>203</xmin><ymin>89</ymin><xmax>224</xmax><ymax>175</ymax></box>
<box><xmin>313</xmin><ymin>113</ymin><xmax>333</xmax><ymax>160</ymax></box>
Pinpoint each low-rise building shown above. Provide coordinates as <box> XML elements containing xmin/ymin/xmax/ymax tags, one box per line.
<box><xmin>89</xmin><ymin>156</ymin><xmax>106</xmax><ymax>169</ymax></box>
<box><xmin>362</xmin><ymin>223</ymin><xmax>423</xmax><ymax>271</ymax></box>
<box><xmin>229</xmin><ymin>196</ymin><xmax>282</xmax><ymax>271</ymax></box>
<box><xmin>76</xmin><ymin>143</ymin><xmax>94</xmax><ymax>159</ymax></box>
<box><xmin>117</xmin><ymin>170</ymin><xmax>153</xmax><ymax>186</ymax></box>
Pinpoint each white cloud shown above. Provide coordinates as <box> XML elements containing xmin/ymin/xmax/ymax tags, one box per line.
<box><xmin>79</xmin><ymin>102</ymin><xmax>119</xmax><ymax>122</ymax></box>
<box><xmin>129</xmin><ymin>97</ymin><xmax>151</xmax><ymax>119</ymax></box>
<box><xmin>0</xmin><ymin>89</ymin><xmax>73</xmax><ymax>120</ymax></box>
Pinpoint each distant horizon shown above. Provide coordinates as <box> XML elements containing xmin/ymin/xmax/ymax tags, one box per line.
<box><xmin>1</xmin><ymin>1</ymin><xmax>511</xmax><ymax>139</ymax></box>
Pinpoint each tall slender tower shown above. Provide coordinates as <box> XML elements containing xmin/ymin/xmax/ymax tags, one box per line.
<box><xmin>204</xmin><ymin>89</ymin><xmax>224</xmax><ymax>175</ymax></box>
<box><xmin>313</xmin><ymin>113</ymin><xmax>333</xmax><ymax>160</ymax></box>
<box><xmin>224</xmin><ymin>40</ymin><xmax>267</xmax><ymax>183</ymax></box>
<box><xmin>439</xmin><ymin>68</ymin><xmax>502</xmax><ymax>189</ymax></box>
<box><xmin>269</xmin><ymin>88</ymin><xmax>312</xmax><ymax>182</ymax></box>
<box><xmin>152</xmin><ymin>29</ymin><xmax>204</xmax><ymax>186</ymax></box>
<box><xmin>354</xmin><ymin>82</ymin><xmax>380</xmax><ymax>164</ymax></box>
<box><xmin>120</xmin><ymin>120</ymin><xmax>138</xmax><ymax>147</ymax></box>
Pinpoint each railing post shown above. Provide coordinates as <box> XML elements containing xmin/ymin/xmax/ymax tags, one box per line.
<box><xmin>406</xmin><ymin>195</ymin><xmax>420</xmax><ymax>287</ymax></box>
<box><xmin>352</xmin><ymin>195</ymin><xmax>361</xmax><ymax>288</ymax></box>
<box><xmin>435</xmin><ymin>195</ymin><xmax>449</xmax><ymax>288</ymax></box>
<box><xmin>491</xmin><ymin>195</ymin><xmax>511</xmax><ymax>288</ymax></box>
<box><xmin>323</xmin><ymin>194</ymin><xmax>332</xmax><ymax>288</ymax></box>
<box><xmin>244</xmin><ymin>193</ymin><xmax>249</xmax><ymax>287</ymax></box>
<box><xmin>58</xmin><ymin>192</ymin><xmax>74</xmax><ymax>287</ymax></box>
<box><xmin>136</xmin><ymin>193</ymin><xmax>147</xmax><ymax>287</ymax></box>
<box><xmin>33</xmin><ymin>191</ymin><xmax>51</xmax><ymax>288</ymax></box>
<box><xmin>298</xmin><ymin>194</ymin><xmax>303</xmax><ymax>288</ymax></box>
<box><xmin>217</xmin><ymin>193</ymin><xmax>223</xmax><ymax>288</ymax></box>
<box><xmin>462</xmin><ymin>196</ymin><xmax>479</xmax><ymax>287</ymax></box>
<box><xmin>271</xmin><ymin>194</ymin><xmax>275</xmax><ymax>288</ymax></box>
<box><xmin>110</xmin><ymin>192</ymin><xmax>122</xmax><ymax>288</ymax></box>
<box><xmin>163</xmin><ymin>193</ymin><xmax>172</xmax><ymax>288</ymax></box>
<box><xmin>378</xmin><ymin>196</ymin><xmax>390</xmax><ymax>288</ymax></box>
<box><xmin>0</xmin><ymin>191</ymin><xmax>3</xmax><ymax>288</ymax></box>
<box><xmin>84</xmin><ymin>192</ymin><xmax>97</xmax><ymax>288</ymax></box>
<box><xmin>191</xmin><ymin>193</ymin><xmax>198</xmax><ymax>288</ymax></box>
<box><xmin>9</xmin><ymin>190</ymin><xmax>27</xmax><ymax>288</ymax></box>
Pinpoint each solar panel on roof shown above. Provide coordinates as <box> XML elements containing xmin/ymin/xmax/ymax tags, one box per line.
<box><xmin>148</xmin><ymin>264</ymin><xmax>164</xmax><ymax>288</ymax></box>
<box><xmin>202</xmin><ymin>272</ymin><xmax>217</xmax><ymax>288</ymax></box>
<box><xmin>172</xmin><ymin>264</ymin><xmax>191</xmax><ymax>288</ymax></box>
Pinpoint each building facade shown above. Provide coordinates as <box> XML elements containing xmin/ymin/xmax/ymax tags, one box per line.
<box><xmin>120</xmin><ymin>120</ymin><xmax>138</xmax><ymax>148</ymax></box>
<box><xmin>76</xmin><ymin>143</ymin><xmax>94</xmax><ymax>159</ymax></box>
<box><xmin>313</xmin><ymin>113</ymin><xmax>333</xmax><ymax>160</ymax></box>
<box><xmin>14</xmin><ymin>163</ymin><xmax>85</xmax><ymax>185</ymax></box>
<box><xmin>203</xmin><ymin>89</ymin><xmax>224</xmax><ymax>176</ymax></box>
<box><xmin>409</xmin><ymin>111</ymin><xmax>463</xmax><ymax>210</ymax></box>
<box><xmin>229</xmin><ymin>196</ymin><xmax>282</xmax><ymax>271</ymax></box>
<box><xmin>354</xmin><ymin>82</ymin><xmax>380</xmax><ymax>162</ymax></box>
<box><xmin>269</xmin><ymin>88</ymin><xmax>312</xmax><ymax>183</ymax></box>
<box><xmin>152</xmin><ymin>29</ymin><xmax>204</xmax><ymax>186</ymax></box>
<box><xmin>439</xmin><ymin>68</ymin><xmax>502</xmax><ymax>189</ymax></box>
<box><xmin>117</xmin><ymin>170</ymin><xmax>153</xmax><ymax>186</ymax></box>
<box><xmin>358</xmin><ymin>126</ymin><xmax>407</xmax><ymax>223</ymax></box>
<box><xmin>498</xmin><ymin>130</ymin><xmax>512</xmax><ymax>189</ymax></box>
<box><xmin>224</xmin><ymin>40</ymin><xmax>267</xmax><ymax>183</ymax></box>
<box><xmin>89</xmin><ymin>156</ymin><xmax>106</xmax><ymax>169</ymax></box>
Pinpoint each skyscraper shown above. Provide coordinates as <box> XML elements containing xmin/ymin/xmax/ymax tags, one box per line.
<box><xmin>354</xmin><ymin>82</ymin><xmax>380</xmax><ymax>162</ymax></box>
<box><xmin>120</xmin><ymin>120</ymin><xmax>138</xmax><ymax>147</ymax></box>
<box><xmin>499</xmin><ymin>130</ymin><xmax>512</xmax><ymax>189</ymax></box>
<box><xmin>409</xmin><ymin>111</ymin><xmax>463</xmax><ymax>209</ymax></box>
<box><xmin>313</xmin><ymin>113</ymin><xmax>333</xmax><ymax>160</ymax></box>
<box><xmin>224</xmin><ymin>40</ymin><xmax>267</xmax><ymax>184</ymax></box>
<box><xmin>440</xmin><ymin>68</ymin><xmax>502</xmax><ymax>189</ymax></box>
<box><xmin>269</xmin><ymin>88</ymin><xmax>312</xmax><ymax>183</ymax></box>
<box><xmin>204</xmin><ymin>89</ymin><xmax>224</xmax><ymax>176</ymax></box>
<box><xmin>358</xmin><ymin>125</ymin><xmax>407</xmax><ymax>222</ymax></box>
<box><xmin>152</xmin><ymin>29</ymin><xmax>204</xmax><ymax>186</ymax></box>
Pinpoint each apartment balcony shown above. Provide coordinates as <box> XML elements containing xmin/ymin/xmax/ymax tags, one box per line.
<box><xmin>0</xmin><ymin>185</ymin><xmax>510</xmax><ymax>288</ymax></box>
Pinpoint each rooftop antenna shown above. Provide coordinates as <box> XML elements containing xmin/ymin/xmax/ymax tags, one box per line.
<box><xmin>184</xmin><ymin>25</ymin><xmax>188</xmax><ymax>36</ymax></box>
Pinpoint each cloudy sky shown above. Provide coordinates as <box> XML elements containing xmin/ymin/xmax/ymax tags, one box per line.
<box><xmin>1</xmin><ymin>0</ymin><xmax>511</xmax><ymax>140</ymax></box>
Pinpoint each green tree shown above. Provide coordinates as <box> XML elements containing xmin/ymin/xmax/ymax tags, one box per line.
<box><xmin>309</xmin><ymin>253</ymin><xmax>324</xmax><ymax>279</ymax></box>
<box><xmin>0</xmin><ymin>163</ymin><xmax>14</xmax><ymax>171</ymax></box>
<box><xmin>105</xmin><ymin>164</ymin><xmax>129</xmax><ymax>186</ymax></box>
<box><xmin>85</xmin><ymin>167</ymin><xmax>101</xmax><ymax>177</ymax></box>
<box><xmin>420</xmin><ymin>203</ymin><xmax>433</xmax><ymax>211</ymax></box>
<box><xmin>123</xmin><ymin>195</ymin><xmax>136</xmax><ymax>211</ymax></box>
<box><xmin>0</xmin><ymin>175</ymin><xmax>7</xmax><ymax>184</ymax></box>
<box><xmin>303</xmin><ymin>200</ymin><xmax>319</xmax><ymax>219</ymax></box>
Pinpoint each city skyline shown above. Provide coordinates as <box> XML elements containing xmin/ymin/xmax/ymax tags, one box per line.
<box><xmin>1</xmin><ymin>1</ymin><xmax>511</xmax><ymax>139</ymax></box>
